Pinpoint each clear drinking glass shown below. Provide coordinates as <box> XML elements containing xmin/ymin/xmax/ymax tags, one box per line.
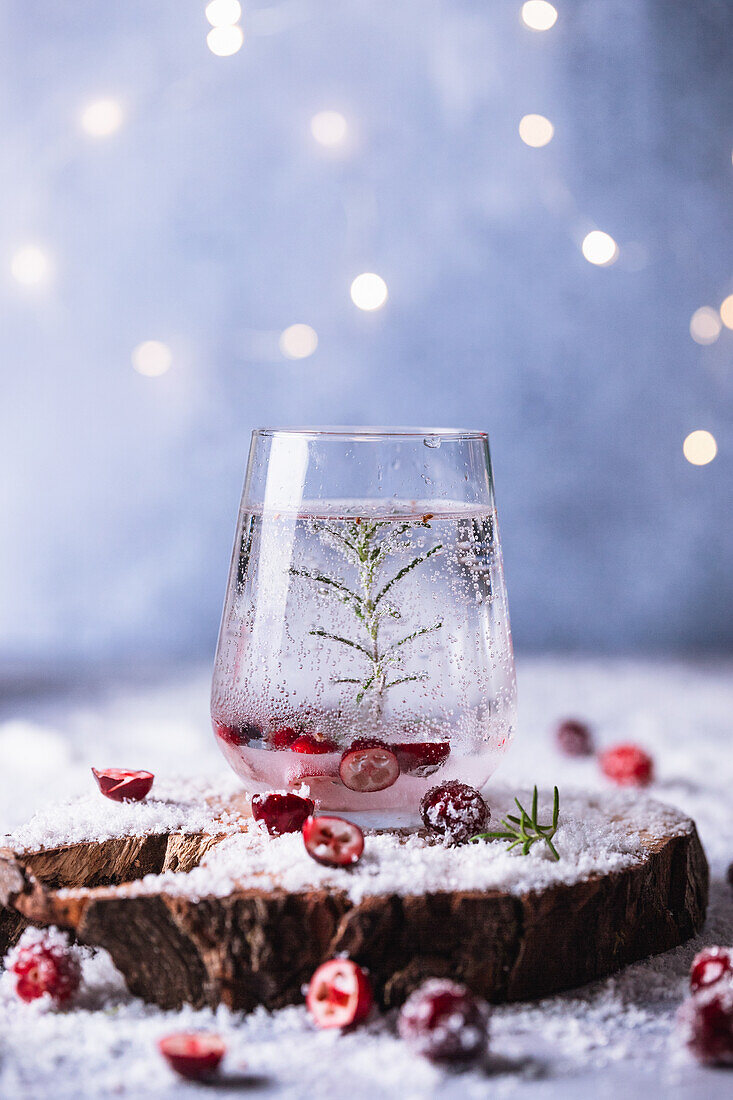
<box><xmin>211</xmin><ymin>427</ymin><xmax>516</xmax><ymax>823</ymax></box>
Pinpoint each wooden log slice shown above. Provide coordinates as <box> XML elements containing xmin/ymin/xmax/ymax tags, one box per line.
<box><xmin>0</xmin><ymin>785</ymin><xmax>708</xmax><ymax>1011</ymax></box>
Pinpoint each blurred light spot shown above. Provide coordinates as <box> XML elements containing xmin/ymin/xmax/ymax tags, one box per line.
<box><xmin>689</xmin><ymin>306</ymin><xmax>721</xmax><ymax>345</ymax></box>
<box><xmin>132</xmin><ymin>340</ymin><xmax>172</xmax><ymax>377</ymax></box>
<box><xmin>310</xmin><ymin>110</ymin><xmax>348</xmax><ymax>147</ymax></box>
<box><xmin>207</xmin><ymin>24</ymin><xmax>244</xmax><ymax>55</ymax></box>
<box><xmin>521</xmin><ymin>1</ymin><xmax>558</xmax><ymax>31</ymax></box>
<box><xmin>581</xmin><ymin>230</ymin><xmax>618</xmax><ymax>266</ymax></box>
<box><xmin>683</xmin><ymin>430</ymin><xmax>717</xmax><ymax>466</ymax></box>
<box><xmin>519</xmin><ymin>113</ymin><xmax>554</xmax><ymax>147</ymax></box>
<box><xmin>11</xmin><ymin>245</ymin><xmax>51</xmax><ymax>286</ymax></box>
<box><xmin>279</xmin><ymin>323</ymin><xmax>318</xmax><ymax>359</ymax></box>
<box><xmin>80</xmin><ymin>98</ymin><xmax>124</xmax><ymax>137</ymax></box>
<box><xmin>350</xmin><ymin>273</ymin><xmax>388</xmax><ymax>311</ymax></box>
<box><xmin>719</xmin><ymin>294</ymin><xmax>733</xmax><ymax>329</ymax></box>
<box><xmin>205</xmin><ymin>0</ymin><xmax>242</xmax><ymax>26</ymax></box>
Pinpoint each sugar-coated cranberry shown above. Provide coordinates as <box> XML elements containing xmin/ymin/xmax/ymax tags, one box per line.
<box><xmin>690</xmin><ymin>947</ymin><xmax>733</xmax><ymax>994</ymax></box>
<box><xmin>213</xmin><ymin>720</ymin><xmax>259</xmax><ymax>746</ymax></box>
<box><xmin>10</xmin><ymin>937</ymin><xmax>81</xmax><ymax>1005</ymax></box>
<box><xmin>290</xmin><ymin>733</ymin><xmax>339</xmax><ymax>754</ymax></box>
<box><xmin>270</xmin><ymin>726</ymin><xmax>299</xmax><ymax>749</ymax></box>
<box><xmin>251</xmin><ymin>791</ymin><xmax>314</xmax><ymax>836</ymax></box>
<box><xmin>302</xmin><ymin>815</ymin><xmax>364</xmax><ymax>867</ymax></box>
<box><xmin>393</xmin><ymin>742</ymin><xmax>451</xmax><ymax>776</ymax></box>
<box><xmin>339</xmin><ymin>740</ymin><xmax>400</xmax><ymax>792</ymax></box>
<box><xmin>91</xmin><ymin>767</ymin><xmax>154</xmax><ymax>802</ymax></box>
<box><xmin>555</xmin><ymin>719</ymin><xmax>594</xmax><ymax>757</ymax></box>
<box><xmin>158</xmin><ymin>1033</ymin><xmax>226</xmax><ymax>1080</ymax></box>
<box><xmin>599</xmin><ymin>744</ymin><xmax>654</xmax><ymax>786</ymax></box>
<box><xmin>420</xmin><ymin>781</ymin><xmax>491</xmax><ymax>844</ymax></box>
<box><xmin>678</xmin><ymin>985</ymin><xmax>733</xmax><ymax>1066</ymax></box>
<box><xmin>398</xmin><ymin>979</ymin><xmax>490</xmax><ymax>1065</ymax></box>
<box><xmin>306</xmin><ymin>959</ymin><xmax>373</xmax><ymax>1029</ymax></box>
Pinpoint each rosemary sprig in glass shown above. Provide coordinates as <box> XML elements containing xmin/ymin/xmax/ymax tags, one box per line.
<box><xmin>471</xmin><ymin>785</ymin><xmax>560</xmax><ymax>861</ymax></box>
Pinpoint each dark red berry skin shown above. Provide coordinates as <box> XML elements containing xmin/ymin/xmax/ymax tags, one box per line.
<box><xmin>290</xmin><ymin>734</ymin><xmax>338</xmax><ymax>754</ymax></box>
<box><xmin>346</xmin><ymin>736</ymin><xmax>389</xmax><ymax>752</ymax></box>
<box><xmin>213</xmin><ymin>720</ymin><xmax>260</xmax><ymax>746</ymax></box>
<box><xmin>420</xmin><ymin>781</ymin><xmax>490</xmax><ymax>844</ymax></box>
<box><xmin>393</xmin><ymin>742</ymin><xmax>451</xmax><ymax>775</ymax></box>
<box><xmin>679</xmin><ymin>985</ymin><xmax>733</xmax><ymax>1066</ymax></box>
<box><xmin>690</xmin><ymin>947</ymin><xmax>733</xmax><ymax>994</ymax></box>
<box><xmin>398</xmin><ymin>979</ymin><xmax>489</xmax><ymax>1065</ymax></box>
<box><xmin>92</xmin><ymin>768</ymin><xmax>154</xmax><ymax>802</ymax></box>
<box><xmin>11</xmin><ymin>941</ymin><xmax>81</xmax><ymax>1004</ymax></box>
<box><xmin>270</xmin><ymin>727</ymin><xmax>299</xmax><ymax>749</ymax></box>
<box><xmin>599</xmin><ymin>744</ymin><xmax>654</xmax><ymax>787</ymax></box>
<box><xmin>555</xmin><ymin>719</ymin><xmax>594</xmax><ymax>757</ymax></box>
<box><xmin>251</xmin><ymin>792</ymin><xmax>315</xmax><ymax>836</ymax></box>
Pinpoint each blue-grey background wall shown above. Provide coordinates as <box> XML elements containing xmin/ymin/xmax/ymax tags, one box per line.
<box><xmin>1</xmin><ymin>0</ymin><xmax>731</xmax><ymax>669</ymax></box>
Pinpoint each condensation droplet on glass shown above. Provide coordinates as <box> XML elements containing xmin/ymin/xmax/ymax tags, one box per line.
<box><xmin>423</xmin><ymin>436</ymin><xmax>441</xmax><ymax>448</ymax></box>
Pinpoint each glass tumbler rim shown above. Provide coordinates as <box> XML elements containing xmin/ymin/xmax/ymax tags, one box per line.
<box><xmin>252</xmin><ymin>425</ymin><xmax>488</xmax><ymax>442</ymax></box>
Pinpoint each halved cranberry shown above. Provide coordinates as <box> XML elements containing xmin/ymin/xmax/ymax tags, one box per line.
<box><xmin>599</xmin><ymin>743</ymin><xmax>654</xmax><ymax>787</ymax></box>
<box><xmin>398</xmin><ymin>978</ymin><xmax>490</xmax><ymax>1065</ymax></box>
<box><xmin>690</xmin><ymin>947</ymin><xmax>733</xmax><ymax>994</ymax></box>
<box><xmin>678</xmin><ymin>986</ymin><xmax>733</xmax><ymax>1065</ymax></box>
<box><xmin>306</xmin><ymin>959</ymin><xmax>373</xmax><ymax>1029</ymax></box>
<box><xmin>270</xmin><ymin>726</ymin><xmax>299</xmax><ymax>749</ymax></box>
<box><xmin>251</xmin><ymin>791</ymin><xmax>314</xmax><ymax>836</ymax></box>
<box><xmin>158</xmin><ymin>1033</ymin><xmax>226</xmax><ymax>1080</ymax></box>
<box><xmin>339</xmin><ymin>740</ymin><xmax>400</xmax><ymax>792</ymax></box>
<box><xmin>302</xmin><ymin>815</ymin><xmax>364</xmax><ymax>867</ymax></box>
<box><xmin>92</xmin><ymin>767</ymin><xmax>154</xmax><ymax>802</ymax></box>
<box><xmin>393</xmin><ymin>741</ymin><xmax>451</xmax><ymax>775</ymax></box>
<box><xmin>10</xmin><ymin>937</ymin><xmax>81</xmax><ymax>1004</ymax></box>
<box><xmin>555</xmin><ymin>719</ymin><xmax>594</xmax><ymax>757</ymax></box>
<box><xmin>213</xmin><ymin>720</ymin><xmax>259</xmax><ymax>746</ymax></box>
<box><xmin>290</xmin><ymin>733</ymin><xmax>338</xmax><ymax>754</ymax></box>
<box><xmin>420</xmin><ymin>781</ymin><xmax>490</xmax><ymax>844</ymax></box>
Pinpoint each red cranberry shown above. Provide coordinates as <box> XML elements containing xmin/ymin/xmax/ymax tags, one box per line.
<box><xmin>158</xmin><ymin>1033</ymin><xmax>226</xmax><ymax>1080</ymax></box>
<box><xmin>678</xmin><ymin>985</ymin><xmax>733</xmax><ymax>1066</ymax></box>
<box><xmin>251</xmin><ymin>791</ymin><xmax>314</xmax><ymax>836</ymax></box>
<box><xmin>306</xmin><ymin>959</ymin><xmax>373</xmax><ymax>1029</ymax></box>
<box><xmin>339</xmin><ymin>740</ymin><xmax>400</xmax><ymax>792</ymax></box>
<box><xmin>213</xmin><ymin>720</ymin><xmax>259</xmax><ymax>746</ymax></box>
<box><xmin>10</xmin><ymin>937</ymin><xmax>81</xmax><ymax>1004</ymax></box>
<box><xmin>302</xmin><ymin>815</ymin><xmax>364</xmax><ymax>867</ymax></box>
<box><xmin>599</xmin><ymin>744</ymin><xmax>654</xmax><ymax>787</ymax></box>
<box><xmin>555</xmin><ymin>719</ymin><xmax>594</xmax><ymax>757</ymax></box>
<box><xmin>290</xmin><ymin>733</ymin><xmax>338</xmax><ymax>754</ymax></box>
<box><xmin>398</xmin><ymin>979</ymin><xmax>490</xmax><ymax>1065</ymax></box>
<box><xmin>690</xmin><ymin>947</ymin><xmax>733</xmax><ymax>994</ymax></box>
<box><xmin>270</xmin><ymin>726</ymin><xmax>299</xmax><ymax>749</ymax></box>
<box><xmin>393</xmin><ymin>742</ymin><xmax>451</xmax><ymax>775</ymax></box>
<box><xmin>91</xmin><ymin>767</ymin><xmax>154</xmax><ymax>802</ymax></box>
<box><xmin>420</xmin><ymin>781</ymin><xmax>490</xmax><ymax>844</ymax></box>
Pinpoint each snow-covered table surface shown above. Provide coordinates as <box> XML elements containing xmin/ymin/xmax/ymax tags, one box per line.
<box><xmin>1</xmin><ymin>657</ymin><xmax>731</xmax><ymax>1099</ymax></box>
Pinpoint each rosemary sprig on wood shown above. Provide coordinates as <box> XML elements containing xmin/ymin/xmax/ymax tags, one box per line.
<box><xmin>471</xmin><ymin>785</ymin><xmax>560</xmax><ymax>861</ymax></box>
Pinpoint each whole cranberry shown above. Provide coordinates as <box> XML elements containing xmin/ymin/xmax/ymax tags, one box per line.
<box><xmin>599</xmin><ymin>743</ymin><xmax>654</xmax><ymax>787</ymax></box>
<box><xmin>398</xmin><ymin>979</ymin><xmax>489</xmax><ymax>1065</ymax></box>
<box><xmin>10</xmin><ymin>937</ymin><xmax>81</xmax><ymax>1005</ymax></box>
<box><xmin>690</xmin><ymin>947</ymin><xmax>733</xmax><ymax>994</ymax></box>
<box><xmin>420</xmin><ymin>782</ymin><xmax>490</xmax><ymax>844</ymax></box>
<box><xmin>555</xmin><ymin>719</ymin><xmax>594</xmax><ymax>757</ymax></box>
<box><xmin>678</xmin><ymin>985</ymin><xmax>733</xmax><ymax>1066</ymax></box>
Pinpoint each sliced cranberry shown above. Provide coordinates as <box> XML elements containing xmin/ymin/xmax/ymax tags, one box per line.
<box><xmin>398</xmin><ymin>979</ymin><xmax>490</xmax><ymax>1065</ymax></box>
<box><xmin>393</xmin><ymin>741</ymin><xmax>451</xmax><ymax>775</ymax></box>
<box><xmin>678</xmin><ymin>986</ymin><xmax>733</xmax><ymax>1066</ymax></box>
<box><xmin>306</xmin><ymin>959</ymin><xmax>373</xmax><ymax>1029</ymax></box>
<box><xmin>251</xmin><ymin>791</ymin><xmax>314</xmax><ymax>836</ymax></box>
<box><xmin>92</xmin><ymin>767</ymin><xmax>154</xmax><ymax>802</ymax></box>
<box><xmin>690</xmin><ymin>947</ymin><xmax>733</xmax><ymax>994</ymax></box>
<box><xmin>11</xmin><ymin>938</ymin><xmax>81</xmax><ymax>1005</ymax></box>
<box><xmin>290</xmin><ymin>733</ymin><xmax>338</xmax><ymax>754</ymax></box>
<box><xmin>270</xmin><ymin>726</ymin><xmax>299</xmax><ymax>749</ymax></box>
<box><xmin>213</xmin><ymin>720</ymin><xmax>259</xmax><ymax>746</ymax></box>
<box><xmin>599</xmin><ymin>744</ymin><xmax>654</xmax><ymax>787</ymax></box>
<box><xmin>339</xmin><ymin>740</ymin><xmax>400</xmax><ymax>792</ymax></box>
<box><xmin>555</xmin><ymin>719</ymin><xmax>594</xmax><ymax>757</ymax></box>
<box><xmin>420</xmin><ymin>781</ymin><xmax>490</xmax><ymax>844</ymax></box>
<box><xmin>158</xmin><ymin>1033</ymin><xmax>226</xmax><ymax>1080</ymax></box>
<box><xmin>302</xmin><ymin>815</ymin><xmax>364</xmax><ymax>867</ymax></box>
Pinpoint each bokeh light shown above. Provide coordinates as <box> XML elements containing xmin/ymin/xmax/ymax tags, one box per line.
<box><xmin>521</xmin><ymin>1</ymin><xmax>558</xmax><ymax>31</ymax></box>
<box><xmin>132</xmin><ymin>340</ymin><xmax>173</xmax><ymax>377</ymax></box>
<box><xmin>206</xmin><ymin>24</ymin><xmax>244</xmax><ymax>56</ymax></box>
<box><xmin>719</xmin><ymin>294</ymin><xmax>733</xmax><ymax>329</ymax></box>
<box><xmin>519</xmin><ymin>113</ymin><xmax>554</xmax><ymax>147</ymax></box>
<box><xmin>310</xmin><ymin>110</ymin><xmax>348</xmax><ymax>147</ymax></box>
<box><xmin>350</xmin><ymin>272</ymin><xmax>388</xmax><ymax>311</ymax></box>
<box><xmin>581</xmin><ymin>230</ymin><xmax>618</xmax><ymax>266</ymax></box>
<box><xmin>683</xmin><ymin>430</ymin><xmax>718</xmax><ymax>466</ymax></box>
<box><xmin>205</xmin><ymin>0</ymin><xmax>242</xmax><ymax>27</ymax></box>
<box><xmin>10</xmin><ymin>245</ymin><xmax>51</xmax><ymax>286</ymax></box>
<box><xmin>689</xmin><ymin>306</ymin><xmax>721</xmax><ymax>345</ymax></box>
<box><xmin>80</xmin><ymin>98</ymin><xmax>124</xmax><ymax>137</ymax></box>
<box><xmin>279</xmin><ymin>323</ymin><xmax>318</xmax><ymax>359</ymax></box>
